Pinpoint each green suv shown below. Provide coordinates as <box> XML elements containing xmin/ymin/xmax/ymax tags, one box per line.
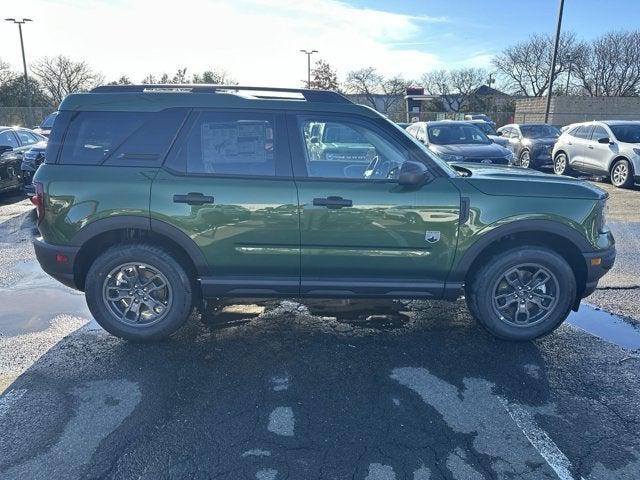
<box><xmin>32</xmin><ymin>85</ymin><xmax>615</xmax><ymax>342</ymax></box>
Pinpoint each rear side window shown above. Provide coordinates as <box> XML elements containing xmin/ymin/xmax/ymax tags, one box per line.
<box><xmin>181</xmin><ymin>111</ymin><xmax>277</xmax><ymax>176</ymax></box>
<box><xmin>590</xmin><ymin>125</ymin><xmax>608</xmax><ymax>141</ymax></box>
<box><xmin>570</xmin><ymin>125</ymin><xmax>593</xmax><ymax>139</ymax></box>
<box><xmin>59</xmin><ymin>109</ymin><xmax>187</xmax><ymax>166</ymax></box>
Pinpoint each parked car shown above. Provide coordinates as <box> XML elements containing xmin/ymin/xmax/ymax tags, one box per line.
<box><xmin>21</xmin><ymin>141</ymin><xmax>47</xmax><ymax>195</ymax></box>
<box><xmin>464</xmin><ymin>114</ymin><xmax>495</xmax><ymax>128</ymax></box>
<box><xmin>32</xmin><ymin>84</ymin><xmax>614</xmax><ymax>342</ymax></box>
<box><xmin>0</xmin><ymin>126</ymin><xmax>46</xmax><ymax>195</ymax></box>
<box><xmin>465</xmin><ymin>120</ymin><xmax>509</xmax><ymax>147</ymax></box>
<box><xmin>552</xmin><ymin>120</ymin><xmax>640</xmax><ymax>188</ymax></box>
<box><xmin>406</xmin><ymin>121</ymin><xmax>514</xmax><ymax>165</ymax></box>
<box><xmin>497</xmin><ymin>123</ymin><xmax>561</xmax><ymax>170</ymax></box>
<box><xmin>32</xmin><ymin>111</ymin><xmax>59</xmax><ymax>137</ymax></box>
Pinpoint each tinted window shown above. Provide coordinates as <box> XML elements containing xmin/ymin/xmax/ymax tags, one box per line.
<box><xmin>474</xmin><ymin>122</ymin><xmax>497</xmax><ymax>136</ymax></box>
<box><xmin>572</xmin><ymin>125</ymin><xmax>593</xmax><ymax>140</ymax></box>
<box><xmin>609</xmin><ymin>124</ymin><xmax>640</xmax><ymax>143</ymax></box>
<box><xmin>427</xmin><ymin>124</ymin><xmax>490</xmax><ymax>145</ymax></box>
<box><xmin>16</xmin><ymin>130</ymin><xmax>40</xmax><ymax>145</ymax></box>
<box><xmin>590</xmin><ymin>126</ymin><xmax>608</xmax><ymax>141</ymax></box>
<box><xmin>499</xmin><ymin>127</ymin><xmax>513</xmax><ymax>138</ymax></box>
<box><xmin>60</xmin><ymin>112</ymin><xmax>151</xmax><ymax>165</ymax></box>
<box><xmin>0</xmin><ymin>130</ymin><xmax>19</xmax><ymax>148</ymax></box>
<box><xmin>298</xmin><ymin>117</ymin><xmax>407</xmax><ymax>180</ymax></box>
<box><xmin>520</xmin><ymin>125</ymin><xmax>560</xmax><ymax>138</ymax></box>
<box><xmin>184</xmin><ymin>111</ymin><xmax>276</xmax><ymax>176</ymax></box>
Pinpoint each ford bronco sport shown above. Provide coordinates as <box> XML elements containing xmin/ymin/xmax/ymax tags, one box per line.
<box><xmin>32</xmin><ymin>85</ymin><xmax>615</xmax><ymax>342</ymax></box>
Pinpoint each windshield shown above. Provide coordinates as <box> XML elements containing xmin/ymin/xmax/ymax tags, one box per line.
<box><xmin>473</xmin><ymin>122</ymin><xmax>497</xmax><ymax>136</ymax></box>
<box><xmin>609</xmin><ymin>124</ymin><xmax>640</xmax><ymax>143</ymax></box>
<box><xmin>41</xmin><ymin>112</ymin><xmax>58</xmax><ymax>128</ymax></box>
<box><xmin>427</xmin><ymin>124</ymin><xmax>491</xmax><ymax>145</ymax></box>
<box><xmin>387</xmin><ymin>121</ymin><xmax>459</xmax><ymax>177</ymax></box>
<box><xmin>520</xmin><ymin>125</ymin><xmax>560</xmax><ymax>139</ymax></box>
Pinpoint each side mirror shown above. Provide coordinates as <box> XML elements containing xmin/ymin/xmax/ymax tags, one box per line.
<box><xmin>597</xmin><ymin>137</ymin><xmax>611</xmax><ymax>144</ymax></box>
<box><xmin>495</xmin><ymin>131</ymin><xmax>503</xmax><ymax>136</ymax></box>
<box><xmin>398</xmin><ymin>160</ymin><xmax>431</xmax><ymax>186</ymax></box>
<box><xmin>0</xmin><ymin>145</ymin><xmax>13</xmax><ymax>155</ymax></box>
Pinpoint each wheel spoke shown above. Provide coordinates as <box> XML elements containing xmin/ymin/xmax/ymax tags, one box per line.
<box><xmin>495</xmin><ymin>292</ymin><xmax>519</xmax><ymax>309</ymax></box>
<box><xmin>514</xmin><ymin>301</ymin><xmax>530</xmax><ymax>324</ymax></box>
<box><xmin>527</xmin><ymin>268</ymin><xmax>550</xmax><ymax>290</ymax></box>
<box><xmin>107</xmin><ymin>287</ymin><xmax>132</xmax><ymax>302</ymax></box>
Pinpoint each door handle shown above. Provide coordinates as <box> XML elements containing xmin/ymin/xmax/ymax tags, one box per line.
<box><xmin>313</xmin><ymin>196</ymin><xmax>353</xmax><ymax>209</ymax></box>
<box><xmin>588</xmin><ymin>145</ymin><xmax>594</xmax><ymax>149</ymax></box>
<box><xmin>173</xmin><ymin>193</ymin><xmax>215</xmax><ymax>205</ymax></box>
<box><xmin>567</xmin><ymin>142</ymin><xmax>573</xmax><ymax>146</ymax></box>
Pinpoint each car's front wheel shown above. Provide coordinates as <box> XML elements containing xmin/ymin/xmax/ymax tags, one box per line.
<box><xmin>519</xmin><ymin>150</ymin><xmax>531</xmax><ymax>168</ymax></box>
<box><xmin>610</xmin><ymin>159</ymin><xmax>634</xmax><ymax>188</ymax></box>
<box><xmin>85</xmin><ymin>243</ymin><xmax>194</xmax><ymax>341</ymax></box>
<box><xmin>466</xmin><ymin>246</ymin><xmax>576</xmax><ymax>341</ymax></box>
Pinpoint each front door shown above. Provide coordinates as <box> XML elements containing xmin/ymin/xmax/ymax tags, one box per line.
<box><xmin>583</xmin><ymin>125</ymin><xmax>613</xmax><ymax>174</ymax></box>
<box><xmin>151</xmin><ymin>109</ymin><xmax>300</xmax><ymax>296</ymax></box>
<box><xmin>288</xmin><ymin>114</ymin><xmax>461</xmax><ymax>298</ymax></box>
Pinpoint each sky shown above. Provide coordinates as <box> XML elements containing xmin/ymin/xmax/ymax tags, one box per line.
<box><xmin>1</xmin><ymin>0</ymin><xmax>639</xmax><ymax>87</ymax></box>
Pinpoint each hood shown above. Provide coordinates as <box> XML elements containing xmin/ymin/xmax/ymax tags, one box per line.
<box><xmin>488</xmin><ymin>135</ymin><xmax>509</xmax><ymax>147</ymax></box>
<box><xmin>29</xmin><ymin>141</ymin><xmax>47</xmax><ymax>152</ymax></box>
<box><xmin>430</xmin><ymin>142</ymin><xmax>510</xmax><ymax>158</ymax></box>
<box><xmin>523</xmin><ymin>137</ymin><xmax>558</xmax><ymax>146</ymax></box>
<box><xmin>453</xmin><ymin>163</ymin><xmax>606</xmax><ymax>200</ymax></box>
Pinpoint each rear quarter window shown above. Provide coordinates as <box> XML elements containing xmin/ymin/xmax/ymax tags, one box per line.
<box><xmin>58</xmin><ymin>109</ymin><xmax>187</xmax><ymax>166</ymax></box>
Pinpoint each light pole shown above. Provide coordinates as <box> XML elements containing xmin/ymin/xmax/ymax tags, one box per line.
<box><xmin>5</xmin><ymin>18</ymin><xmax>33</xmax><ymax>126</ymax></box>
<box><xmin>544</xmin><ymin>0</ymin><xmax>565</xmax><ymax>123</ymax></box>
<box><xmin>299</xmin><ymin>49</ymin><xmax>318</xmax><ymax>88</ymax></box>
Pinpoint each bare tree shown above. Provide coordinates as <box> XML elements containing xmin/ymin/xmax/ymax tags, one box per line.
<box><xmin>309</xmin><ymin>59</ymin><xmax>339</xmax><ymax>90</ymax></box>
<box><xmin>107</xmin><ymin>75</ymin><xmax>133</xmax><ymax>85</ymax></box>
<box><xmin>492</xmin><ymin>33</ymin><xmax>579</xmax><ymax>97</ymax></box>
<box><xmin>573</xmin><ymin>30</ymin><xmax>640</xmax><ymax>96</ymax></box>
<box><xmin>421</xmin><ymin>68</ymin><xmax>486</xmax><ymax>112</ymax></box>
<box><xmin>31</xmin><ymin>55</ymin><xmax>103</xmax><ymax>104</ymax></box>
<box><xmin>192</xmin><ymin>69</ymin><xmax>237</xmax><ymax>85</ymax></box>
<box><xmin>0</xmin><ymin>58</ymin><xmax>15</xmax><ymax>86</ymax></box>
<box><xmin>344</xmin><ymin>67</ymin><xmax>409</xmax><ymax>112</ymax></box>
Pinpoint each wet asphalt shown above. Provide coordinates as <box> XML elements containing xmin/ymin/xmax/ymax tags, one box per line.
<box><xmin>1</xmin><ymin>182</ymin><xmax>639</xmax><ymax>480</ymax></box>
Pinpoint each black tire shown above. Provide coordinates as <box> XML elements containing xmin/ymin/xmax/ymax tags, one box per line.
<box><xmin>85</xmin><ymin>243</ymin><xmax>194</xmax><ymax>341</ymax></box>
<box><xmin>610</xmin><ymin>159</ymin><xmax>634</xmax><ymax>188</ymax></box>
<box><xmin>553</xmin><ymin>152</ymin><xmax>572</xmax><ymax>176</ymax></box>
<box><xmin>466</xmin><ymin>246</ymin><xmax>576</xmax><ymax>341</ymax></box>
<box><xmin>519</xmin><ymin>150</ymin><xmax>531</xmax><ymax>168</ymax></box>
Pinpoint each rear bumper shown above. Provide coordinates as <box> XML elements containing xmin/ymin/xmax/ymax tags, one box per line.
<box><xmin>582</xmin><ymin>245</ymin><xmax>616</xmax><ymax>297</ymax></box>
<box><xmin>33</xmin><ymin>237</ymin><xmax>81</xmax><ymax>290</ymax></box>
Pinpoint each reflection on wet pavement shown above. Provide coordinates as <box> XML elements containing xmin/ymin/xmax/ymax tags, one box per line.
<box><xmin>567</xmin><ymin>303</ymin><xmax>640</xmax><ymax>351</ymax></box>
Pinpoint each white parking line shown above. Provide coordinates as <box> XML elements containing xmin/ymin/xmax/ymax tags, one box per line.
<box><xmin>255</xmin><ymin>468</ymin><xmax>278</xmax><ymax>480</ymax></box>
<box><xmin>500</xmin><ymin>398</ymin><xmax>581</xmax><ymax>480</ymax></box>
<box><xmin>365</xmin><ymin>463</ymin><xmax>397</xmax><ymax>480</ymax></box>
<box><xmin>271</xmin><ymin>375</ymin><xmax>289</xmax><ymax>391</ymax></box>
<box><xmin>0</xmin><ymin>389</ymin><xmax>26</xmax><ymax>419</ymax></box>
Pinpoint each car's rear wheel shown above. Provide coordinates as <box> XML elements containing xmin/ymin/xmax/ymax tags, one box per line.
<box><xmin>466</xmin><ymin>246</ymin><xmax>576</xmax><ymax>341</ymax></box>
<box><xmin>553</xmin><ymin>153</ymin><xmax>572</xmax><ymax>176</ymax></box>
<box><xmin>519</xmin><ymin>150</ymin><xmax>531</xmax><ymax>168</ymax></box>
<box><xmin>85</xmin><ymin>243</ymin><xmax>194</xmax><ymax>341</ymax></box>
<box><xmin>610</xmin><ymin>159</ymin><xmax>634</xmax><ymax>188</ymax></box>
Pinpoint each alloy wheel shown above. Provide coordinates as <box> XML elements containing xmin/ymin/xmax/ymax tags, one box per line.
<box><xmin>491</xmin><ymin>263</ymin><xmax>559</xmax><ymax>328</ymax></box>
<box><xmin>612</xmin><ymin>162</ymin><xmax>628</xmax><ymax>186</ymax></box>
<box><xmin>102</xmin><ymin>262</ymin><xmax>173</xmax><ymax>327</ymax></box>
<box><xmin>554</xmin><ymin>155</ymin><xmax>566</xmax><ymax>175</ymax></box>
<box><xmin>520</xmin><ymin>151</ymin><xmax>530</xmax><ymax>168</ymax></box>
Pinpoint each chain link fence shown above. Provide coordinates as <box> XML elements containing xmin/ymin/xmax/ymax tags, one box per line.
<box><xmin>0</xmin><ymin>107</ymin><xmax>54</xmax><ymax>128</ymax></box>
<box><xmin>514</xmin><ymin>111</ymin><xmax>640</xmax><ymax>126</ymax></box>
<box><xmin>386</xmin><ymin>111</ymin><xmax>515</xmax><ymax>127</ymax></box>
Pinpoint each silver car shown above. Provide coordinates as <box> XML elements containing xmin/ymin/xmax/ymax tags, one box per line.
<box><xmin>552</xmin><ymin>120</ymin><xmax>640</xmax><ymax>188</ymax></box>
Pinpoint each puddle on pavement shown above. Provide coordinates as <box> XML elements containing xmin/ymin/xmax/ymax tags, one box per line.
<box><xmin>566</xmin><ymin>303</ymin><xmax>640</xmax><ymax>350</ymax></box>
<box><xmin>202</xmin><ymin>303</ymin><xmax>266</xmax><ymax>329</ymax></box>
<box><xmin>0</xmin><ymin>287</ymin><xmax>90</xmax><ymax>337</ymax></box>
<box><xmin>336</xmin><ymin>312</ymin><xmax>411</xmax><ymax>330</ymax></box>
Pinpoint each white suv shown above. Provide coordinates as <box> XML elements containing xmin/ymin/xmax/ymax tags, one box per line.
<box><xmin>552</xmin><ymin>120</ymin><xmax>640</xmax><ymax>188</ymax></box>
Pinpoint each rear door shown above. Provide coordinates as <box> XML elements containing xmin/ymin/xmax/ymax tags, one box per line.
<box><xmin>152</xmin><ymin>109</ymin><xmax>300</xmax><ymax>297</ymax></box>
<box><xmin>288</xmin><ymin>113</ymin><xmax>461</xmax><ymax>298</ymax></box>
<box><xmin>0</xmin><ymin>130</ymin><xmax>21</xmax><ymax>191</ymax></box>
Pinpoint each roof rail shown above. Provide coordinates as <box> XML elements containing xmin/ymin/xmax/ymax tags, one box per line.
<box><xmin>89</xmin><ymin>84</ymin><xmax>351</xmax><ymax>104</ymax></box>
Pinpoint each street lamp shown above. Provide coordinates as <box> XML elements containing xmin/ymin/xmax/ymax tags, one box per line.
<box><xmin>299</xmin><ymin>49</ymin><xmax>318</xmax><ymax>88</ymax></box>
<box><xmin>5</xmin><ymin>18</ymin><xmax>33</xmax><ymax>126</ymax></box>
<box><xmin>544</xmin><ymin>0</ymin><xmax>565</xmax><ymax>123</ymax></box>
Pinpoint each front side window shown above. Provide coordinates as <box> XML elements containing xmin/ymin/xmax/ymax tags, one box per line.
<box><xmin>609</xmin><ymin>124</ymin><xmax>640</xmax><ymax>144</ymax></box>
<box><xmin>185</xmin><ymin>111</ymin><xmax>276</xmax><ymax>176</ymax></box>
<box><xmin>0</xmin><ymin>130</ymin><xmax>19</xmax><ymax>148</ymax></box>
<box><xmin>572</xmin><ymin>125</ymin><xmax>593</xmax><ymax>140</ymax></box>
<box><xmin>298</xmin><ymin>117</ymin><xmax>407</xmax><ymax>180</ymax></box>
<box><xmin>427</xmin><ymin>124</ymin><xmax>490</xmax><ymax>145</ymax></box>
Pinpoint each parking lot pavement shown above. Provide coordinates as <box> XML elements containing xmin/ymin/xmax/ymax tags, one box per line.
<box><xmin>1</xmin><ymin>189</ymin><xmax>640</xmax><ymax>480</ymax></box>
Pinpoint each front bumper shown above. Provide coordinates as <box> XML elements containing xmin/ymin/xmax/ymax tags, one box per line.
<box><xmin>33</xmin><ymin>237</ymin><xmax>81</xmax><ymax>290</ymax></box>
<box><xmin>581</xmin><ymin>245</ymin><xmax>616</xmax><ymax>297</ymax></box>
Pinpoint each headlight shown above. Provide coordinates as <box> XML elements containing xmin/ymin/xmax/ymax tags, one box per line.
<box><xmin>633</xmin><ymin>148</ymin><xmax>640</xmax><ymax>157</ymax></box>
<box><xmin>438</xmin><ymin>153</ymin><xmax>464</xmax><ymax>162</ymax></box>
<box><xmin>597</xmin><ymin>198</ymin><xmax>609</xmax><ymax>233</ymax></box>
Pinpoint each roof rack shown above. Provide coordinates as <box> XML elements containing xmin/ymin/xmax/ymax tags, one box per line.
<box><xmin>89</xmin><ymin>84</ymin><xmax>351</xmax><ymax>104</ymax></box>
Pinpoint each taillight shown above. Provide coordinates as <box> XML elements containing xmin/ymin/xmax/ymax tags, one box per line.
<box><xmin>31</xmin><ymin>181</ymin><xmax>45</xmax><ymax>225</ymax></box>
